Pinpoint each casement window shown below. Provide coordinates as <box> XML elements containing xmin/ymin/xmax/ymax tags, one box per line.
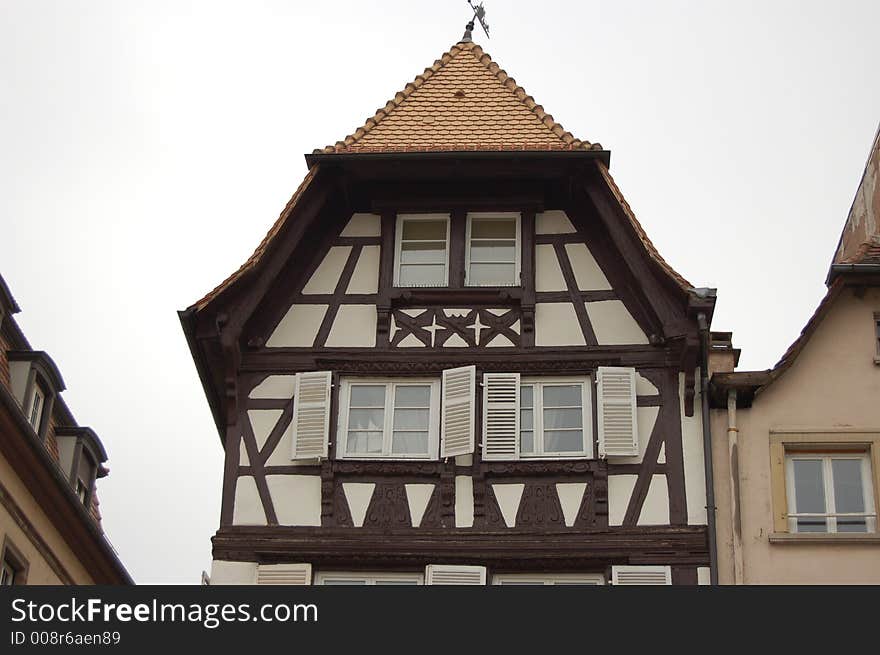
<box><xmin>0</xmin><ymin>540</ymin><xmax>27</xmax><ymax>586</ymax></box>
<box><xmin>338</xmin><ymin>379</ymin><xmax>441</xmax><ymax>459</ymax></box>
<box><xmin>28</xmin><ymin>385</ymin><xmax>45</xmax><ymax>431</ymax></box>
<box><xmin>493</xmin><ymin>573</ymin><xmax>604</xmax><ymax>585</ymax></box>
<box><xmin>465</xmin><ymin>212</ymin><xmax>520</xmax><ymax>287</ymax></box>
<box><xmin>316</xmin><ymin>572</ymin><xmax>423</xmax><ymax>585</ymax></box>
<box><xmin>482</xmin><ymin>374</ymin><xmax>593</xmax><ymax>461</ymax></box>
<box><xmin>611</xmin><ymin>565</ymin><xmax>672</xmax><ymax>585</ymax></box>
<box><xmin>394</xmin><ymin>213</ymin><xmax>450</xmax><ymax>287</ymax></box>
<box><xmin>785</xmin><ymin>452</ymin><xmax>877</xmax><ymax>533</ymax></box>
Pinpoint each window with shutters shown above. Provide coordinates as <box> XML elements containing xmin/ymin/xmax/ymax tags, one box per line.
<box><xmin>315</xmin><ymin>572</ymin><xmax>423</xmax><ymax>585</ymax></box>
<box><xmin>338</xmin><ymin>378</ymin><xmax>441</xmax><ymax>459</ymax></box>
<box><xmin>493</xmin><ymin>573</ymin><xmax>604</xmax><ymax>585</ymax></box>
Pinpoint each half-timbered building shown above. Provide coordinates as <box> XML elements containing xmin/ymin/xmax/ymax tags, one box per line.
<box><xmin>182</xmin><ymin>30</ymin><xmax>716</xmax><ymax>586</ymax></box>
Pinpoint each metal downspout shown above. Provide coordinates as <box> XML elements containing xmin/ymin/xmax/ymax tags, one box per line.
<box><xmin>728</xmin><ymin>389</ymin><xmax>745</xmax><ymax>584</ymax></box>
<box><xmin>697</xmin><ymin>313</ymin><xmax>719</xmax><ymax>585</ymax></box>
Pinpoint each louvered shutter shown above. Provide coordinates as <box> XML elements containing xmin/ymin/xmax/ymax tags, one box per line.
<box><xmin>291</xmin><ymin>371</ymin><xmax>332</xmax><ymax>459</ymax></box>
<box><xmin>255</xmin><ymin>563</ymin><xmax>312</xmax><ymax>585</ymax></box>
<box><xmin>425</xmin><ymin>564</ymin><xmax>486</xmax><ymax>585</ymax></box>
<box><xmin>440</xmin><ymin>365</ymin><xmax>476</xmax><ymax>458</ymax></box>
<box><xmin>597</xmin><ymin>367</ymin><xmax>639</xmax><ymax>457</ymax></box>
<box><xmin>482</xmin><ymin>373</ymin><xmax>520</xmax><ymax>461</ymax></box>
<box><xmin>611</xmin><ymin>565</ymin><xmax>671</xmax><ymax>586</ymax></box>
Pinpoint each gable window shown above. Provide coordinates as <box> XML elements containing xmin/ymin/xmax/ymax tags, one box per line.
<box><xmin>394</xmin><ymin>214</ymin><xmax>450</xmax><ymax>287</ymax></box>
<box><xmin>316</xmin><ymin>572</ymin><xmax>423</xmax><ymax>585</ymax></box>
<box><xmin>338</xmin><ymin>379</ymin><xmax>441</xmax><ymax>459</ymax></box>
<box><xmin>520</xmin><ymin>379</ymin><xmax>589</xmax><ymax>457</ymax></box>
<box><xmin>493</xmin><ymin>573</ymin><xmax>604</xmax><ymax>585</ymax></box>
<box><xmin>785</xmin><ymin>452</ymin><xmax>876</xmax><ymax>533</ymax></box>
<box><xmin>28</xmin><ymin>385</ymin><xmax>45</xmax><ymax>432</ymax></box>
<box><xmin>465</xmin><ymin>212</ymin><xmax>520</xmax><ymax>287</ymax></box>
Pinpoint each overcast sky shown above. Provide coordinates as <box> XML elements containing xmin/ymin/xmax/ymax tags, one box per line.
<box><xmin>2</xmin><ymin>1</ymin><xmax>878</xmax><ymax>583</ymax></box>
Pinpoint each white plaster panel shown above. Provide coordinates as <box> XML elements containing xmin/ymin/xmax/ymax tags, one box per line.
<box><xmin>510</xmin><ymin>320</ymin><xmax>520</xmax><ymax>334</ymax></box>
<box><xmin>248</xmin><ymin>409</ymin><xmax>283</xmax><ymax>451</ymax></box>
<box><xmin>565</xmin><ymin>242</ymin><xmax>611</xmax><ymax>291</ymax></box>
<box><xmin>455</xmin><ymin>455</ymin><xmax>473</xmax><ymax>466</ymax></box>
<box><xmin>210</xmin><ymin>560</ymin><xmax>258</xmax><ymax>585</ymax></box>
<box><xmin>486</xmin><ymin>334</ymin><xmax>514</xmax><ymax>347</ymax></box>
<box><xmin>492</xmin><ymin>483</ymin><xmax>525</xmax><ymax>528</ymax></box>
<box><xmin>346</xmin><ymin>245</ymin><xmax>380</xmax><ymax>294</ymax></box>
<box><xmin>401</xmin><ymin>309</ymin><xmax>426</xmax><ymax>317</ymax></box>
<box><xmin>325</xmin><ymin>305</ymin><xmax>377</xmax><ymax>347</ymax></box>
<box><xmin>680</xmin><ymin>371</ymin><xmax>707</xmax><ymax>525</ymax></box>
<box><xmin>638</xmin><ymin>475</ymin><xmax>670</xmax><ymax>525</ymax></box>
<box><xmin>535</xmin><ymin>244</ymin><xmax>566</xmax><ymax>291</ymax></box>
<box><xmin>397</xmin><ymin>333</ymin><xmax>425</xmax><ymax>347</ymax></box>
<box><xmin>340</xmin><ymin>212</ymin><xmax>381</xmax><ymax>237</ymax></box>
<box><xmin>405</xmin><ymin>484</ymin><xmax>435</xmax><ymax>527</ymax></box>
<box><xmin>266</xmin><ymin>304</ymin><xmax>328</xmax><ymax>347</ymax></box>
<box><xmin>536</xmin><ymin>210</ymin><xmax>576</xmax><ymax>234</ymax></box>
<box><xmin>343</xmin><ymin>483</ymin><xmax>375</xmax><ymax>527</ymax></box>
<box><xmin>232</xmin><ymin>476</ymin><xmax>266</xmax><ymax>525</ymax></box>
<box><xmin>608</xmin><ymin>475</ymin><xmax>637</xmax><ymax>526</ymax></box>
<box><xmin>444</xmin><ymin>333</ymin><xmax>468</xmax><ymax>347</ymax></box>
<box><xmin>302</xmin><ymin>246</ymin><xmax>351</xmax><ymax>294</ymax></box>
<box><xmin>444</xmin><ymin>308</ymin><xmax>470</xmax><ymax>317</ymax></box>
<box><xmin>265</xmin><ymin>421</ymin><xmax>301</xmax><ymax>467</ymax></box>
<box><xmin>585</xmin><ymin>300</ymin><xmax>649</xmax><ymax>345</ymax></box>
<box><xmin>249</xmin><ymin>375</ymin><xmax>297</xmax><ymax>399</ymax></box>
<box><xmin>486</xmin><ymin>308</ymin><xmax>507</xmax><ymax>316</ymax></box>
<box><xmin>556</xmin><ymin>483</ymin><xmax>587</xmax><ymax>527</ymax></box>
<box><xmin>455</xmin><ymin>476</ymin><xmax>474</xmax><ymax>528</ymax></box>
<box><xmin>635</xmin><ymin>372</ymin><xmax>659</xmax><ymax>396</ymax></box>
<box><xmin>697</xmin><ymin>567</ymin><xmax>710</xmax><ymax>585</ymax></box>
<box><xmin>239</xmin><ymin>439</ymin><xmax>249</xmax><ymax>466</ymax></box>
<box><xmin>535</xmin><ymin>303</ymin><xmax>585</xmax><ymax>346</ymax></box>
<box><xmin>267</xmin><ymin>475</ymin><xmax>321</xmax><ymax>526</ymax></box>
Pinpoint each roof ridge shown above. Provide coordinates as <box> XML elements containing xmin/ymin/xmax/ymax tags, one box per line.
<box><xmin>315</xmin><ymin>41</ymin><xmax>597</xmax><ymax>155</ymax></box>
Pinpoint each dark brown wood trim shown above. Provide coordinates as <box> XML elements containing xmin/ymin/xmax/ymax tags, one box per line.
<box><xmin>520</xmin><ymin>209</ymin><xmax>536</xmax><ymax>347</ymax></box>
<box><xmin>334</xmin><ymin>236</ymin><xmax>381</xmax><ymax>247</ymax></box>
<box><xmin>661</xmin><ymin>369</ymin><xmax>688</xmax><ymax>524</ymax></box>
<box><xmin>636</xmin><ymin>395</ymin><xmax>662</xmax><ymax>407</ymax></box>
<box><xmin>313</xmin><ymin>244</ymin><xmax>364</xmax><ymax>348</ymax></box>
<box><xmin>553</xmin><ymin>240</ymin><xmax>598</xmax><ymax>345</ymax></box>
<box><xmin>535</xmin><ymin>233</ymin><xmax>587</xmax><ymax>245</ymax></box>
<box><xmin>671</xmin><ymin>565</ymin><xmax>699</xmax><ymax>585</ymax></box>
<box><xmin>536</xmin><ymin>290</ymin><xmax>617</xmax><ymax>303</ymax></box>
<box><xmin>449</xmin><ymin>209</ymin><xmax>466</xmax><ymax>288</ymax></box>
<box><xmin>240</xmin><ymin>415</ymin><xmax>278</xmax><ymax>525</ymax></box>
<box><xmin>257</xmin><ymin>399</ymin><xmax>295</xmax><ymax>464</ymax></box>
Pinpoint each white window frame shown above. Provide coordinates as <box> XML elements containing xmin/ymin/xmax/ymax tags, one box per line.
<box><xmin>519</xmin><ymin>377</ymin><xmax>592</xmax><ymax>459</ymax></box>
<box><xmin>337</xmin><ymin>378</ymin><xmax>441</xmax><ymax>460</ymax></box>
<box><xmin>393</xmin><ymin>213</ymin><xmax>451</xmax><ymax>287</ymax></box>
<box><xmin>492</xmin><ymin>573</ymin><xmax>605</xmax><ymax>585</ymax></box>
<box><xmin>28</xmin><ymin>385</ymin><xmax>44</xmax><ymax>431</ymax></box>
<box><xmin>785</xmin><ymin>452</ymin><xmax>877</xmax><ymax>533</ymax></box>
<box><xmin>315</xmin><ymin>571</ymin><xmax>424</xmax><ymax>585</ymax></box>
<box><xmin>465</xmin><ymin>212</ymin><xmax>521</xmax><ymax>287</ymax></box>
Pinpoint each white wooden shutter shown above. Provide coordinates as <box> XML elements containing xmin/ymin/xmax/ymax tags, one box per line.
<box><xmin>597</xmin><ymin>366</ymin><xmax>639</xmax><ymax>457</ymax></box>
<box><xmin>482</xmin><ymin>373</ymin><xmax>520</xmax><ymax>461</ymax></box>
<box><xmin>291</xmin><ymin>371</ymin><xmax>332</xmax><ymax>459</ymax></box>
<box><xmin>425</xmin><ymin>564</ymin><xmax>486</xmax><ymax>585</ymax></box>
<box><xmin>255</xmin><ymin>563</ymin><xmax>312</xmax><ymax>585</ymax></box>
<box><xmin>440</xmin><ymin>365</ymin><xmax>476</xmax><ymax>457</ymax></box>
<box><xmin>611</xmin><ymin>565</ymin><xmax>671</xmax><ymax>586</ymax></box>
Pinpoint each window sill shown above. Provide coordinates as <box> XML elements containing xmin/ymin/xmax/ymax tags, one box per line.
<box><xmin>389</xmin><ymin>288</ymin><xmax>522</xmax><ymax>306</ymax></box>
<box><xmin>769</xmin><ymin>532</ymin><xmax>880</xmax><ymax>544</ymax></box>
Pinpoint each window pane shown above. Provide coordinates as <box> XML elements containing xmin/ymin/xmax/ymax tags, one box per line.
<box><xmin>321</xmin><ymin>579</ymin><xmax>367</xmax><ymax>585</ymax></box>
<box><xmin>543</xmin><ymin>408</ymin><xmax>582</xmax><ymax>430</ymax></box>
<box><xmin>393</xmin><ymin>409</ymin><xmax>429</xmax><ymax>430</ymax></box>
<box><xmin>470</xmin><ymin>241</ymin><xmax>516</xmax><ymax>263</ymax></box>
<box><xmin>520</xmin><ymin>430</ymin><xmax>534</xmax><ymax>454</ymax></box>
<box><xmin>376</xmin><ymin>580</ymin><xmax>421</xmax><ymax>585</ymax></box>
<box><xmin>796</xmin><ymin>518</ymin><xmax>828</xmax><ymax>533</ymax></box>
<box><xmin>402</xmin><ymin>219</ymin><xmax>447</xmax><ymax>240</ymax></box>
<box><xmin>468</xmin><ymin>263</ymin><xmax>516</xmax><ymax>286</ymax></box>
<box><xmin>520</xmin><ymin>386</ymin><xmax>533</xmax><ymax>408</ymax></box>
<box><xmin>392</xmin><ymin>431</ymin><xmax>429</xmax><ymax>455</ymax></box>
<box><xmin>347</xmin><ymin>431</ymin><xmax>383</xmax><ymax>454</ymax></box>
<box><xmin>348</xmin><ymin>409</ymin><xmax>384</xmax><ymax>430</ymax></box>
<box><xmin>792</xmin><ymin>459</ymin><xmax>825</xmax><ymax>514</ymax></box>
<box><xmin>831</xmin><ymin>459</ymin><xmax>865</xmax><ymax>514</ymax></box>
<box><xmin>543</xmin><ymin>430</ymin><xmax>583</xmax><ymax>453</ymax></box>
<box><xmin>471</xmin><ymin>218</ymin><xmax>516</xmax><ymax>239</ymax></box>
<box><xmin>398</xmin><ymin>264</ymin><xmax>446</xmax><ymax>286</ymax></box>
<box><xmin>520</xmin><ymin>409</ymin><xmax>533</xmax><ymax>431</ymax></box>
<box><xmin>543</xmin><ymin>385</ymin><xmax>582</xmax><ymax>407</ymax></box>
<box><xmin>395</xmin><ymin>385</ymin><xmax>431</xmax><ymax>407</ymax></box>
<box><xmin>400</xmin><ymin>241</ymin><xmax>446</xmax><ymax>264</ymax></box>
<box><xmin>837</xmin><ymin>518</ymin><xmax>868</xmax><ymax>533</ymax></box>
<box><xmin>350</xmin><ymin>385</ymin><xmax>385</xmax><ymax>407</ymax></box>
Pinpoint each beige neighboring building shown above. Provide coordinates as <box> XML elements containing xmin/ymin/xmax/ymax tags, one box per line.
<box><xmin>710</xmin><ymin>124</ymin><xmax>880</xmax><ymax>584</ymax></box>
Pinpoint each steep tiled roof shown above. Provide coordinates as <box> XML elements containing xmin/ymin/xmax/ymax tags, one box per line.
<box><xmin>316</xmin><ymin>41</ymin><xmax>599</xmax><ymax>154</ymax></box>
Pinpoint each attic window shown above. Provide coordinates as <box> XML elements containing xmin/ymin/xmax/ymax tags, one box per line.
<box><xmin>453</xmin><ymin>89</ymin><xmax>466</xmax><ymax>98</ymax></box>
<box><xmin>28</xmin><ymin>385</ymin><xmax>45</xmax><ymax>431</ymax></box>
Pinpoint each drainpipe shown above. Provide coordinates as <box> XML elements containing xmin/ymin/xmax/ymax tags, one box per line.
<box><xmin>697</xmin><ymin>313</ymin><xmax>719</xmax><ymax>585</ymax></box>
<box><xmin>727</xmin><ymin>389</ymin><xmax>745</xmax><ymax>584</ymax></box>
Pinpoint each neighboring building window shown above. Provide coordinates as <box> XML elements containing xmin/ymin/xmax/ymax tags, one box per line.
<box><xmin>394</xmin><ymin>214</ymin><xmax>450</xmax><ymax>287</ymax></box>
<box><xmin>520</xmin><ymin>378</ymin><xmax>591</xmax><ymax>458</ymax></box>
<box><xmin>465</xmin><ymin>212</ymin><xmax>520</xmax><ymax>287</ymax></box>
<box><xmin>874</xmin><ymin>313</ymin><xmax>880</xmax><ymax>363</ymax></box>
<box><xmin>28</xmin><ymin>385</ymin><xmax>45</xmax><ymax>431</ymax></box>
<box><xmin>315</xmin><ymin>572</ymin><xmax>423</xmax><ymax>585</ymax></box>
<box><xmin>493</xmin><ymin>573</ymin><xmax>605</xmax><ymax>585</ymax></box>
<box><xmin>785</xmin><ymin>453</ymin><xmax>876</xmax><ymax>533</ymax></box>
<box><xmin>338</xmin><ymin>379</ymin><xmax>441</xmax><ymax>459</ymax></box>
<box><xmin>0</xmin><ymin>541</ymin><xmax>27</xmax><ymax>586</ymax></box>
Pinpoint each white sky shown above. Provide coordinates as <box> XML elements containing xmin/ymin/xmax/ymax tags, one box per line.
<box><xmin>1</xmin><ymin>1</ymin><xmax>878</xmax><ymax>583</ymax></box>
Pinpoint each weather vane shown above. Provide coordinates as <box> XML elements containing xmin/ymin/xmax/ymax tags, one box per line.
<box><xmin>464</xmin><ymin>0</ymin><xmax>490</xmax><ymax>40</ymax></box>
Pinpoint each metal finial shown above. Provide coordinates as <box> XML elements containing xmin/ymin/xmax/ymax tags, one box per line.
<box><xmin>464</xmin><ymin>1</ymin><xmax>490</xmax><ymax>40</ymax></box>
<box><xmin>461</xmin><ymin>19</ymin><xmax>475</xmax><ymax>43</ymax></box>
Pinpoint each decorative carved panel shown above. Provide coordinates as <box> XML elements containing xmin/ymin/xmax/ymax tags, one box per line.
<box><xmin>363</xmin><ymin>483</ymin><xmax>412</xmax><ymax>529</ymax></box>
<box><xmin>390</xmin><ymin>307</ymin><xmax>521</xmax><ymax>348</ymax></box>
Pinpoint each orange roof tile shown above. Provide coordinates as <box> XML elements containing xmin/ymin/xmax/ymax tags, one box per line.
<box><xmin>316</xmin><ymin>41</ymin><xmax>599</xmax><ymax>155</ymax></box>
